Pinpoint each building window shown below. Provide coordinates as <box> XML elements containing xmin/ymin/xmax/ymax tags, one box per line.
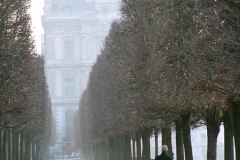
<box><xmin>99</xmin><ymin>23</ymin><xmax>108</xmax><ymax>33</ymax></box>
<box><xmin>63</xmin><ymin>36</ymin><xmax>74</xmax><ymax>59</ymax></box>
<box><xmin>46</xmin><ymin>37</ymin><xmax>55</xmax><ymax>60</ymax></box>
<box><xmin>63</xmin><ymin>71</ymin><xmax>75</xmax><ymax>97</ymax></box>
<box><xmin>85</xmin><ymin>39</ymin><xmax>94</xmax><ymax>60</ymax></box>
<box><xmin>46</xmin><ymin>71</ymin><xmax>56</xmax><ymax>97</ymax></box>
<box><xmin>82</xmin><ymin>23</ymin><xmax>93</xmax><ymax>33</ymax></box>
<box><xmin>98</xmin><ymin>36</ymin><xmax>105</xmax><ymax>51</ymax></box>
<box><xmin>82</xmin><ymin>38</ymin><xmax>95</xmax><ymax>62</ymax></box>
<box><xmin>64</xmin><ymin>25</ymin><xmax>72</xmax><ymax>33</ymax></box>
<box><xmin>65</xmin><ymin>110</ymin><xmax>75</xmax><ymax>143</ymax></box>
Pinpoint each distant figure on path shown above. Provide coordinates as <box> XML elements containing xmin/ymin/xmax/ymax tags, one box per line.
<box><xmin>155</xmin><ymin>145</ymin><xmax>172</xmax><ymax>160</ymax></box>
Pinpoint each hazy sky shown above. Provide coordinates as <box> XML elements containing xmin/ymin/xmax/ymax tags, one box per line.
<box><xmin>30</xmin><ymin>0</ymin><xmax>44</xmax><ymax>54</ymax></box>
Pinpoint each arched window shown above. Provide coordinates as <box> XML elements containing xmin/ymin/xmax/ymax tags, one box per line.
<box><xmin>63</xmin><ymin>71</ymin><xmax>76</xmax><ymax>97</ymax></box>
<box><xmin>63</xmin><ymin>36</ymin><xmax>74</xmax><ymax>59</ymax></box>
<box><xmin>65</xmin><ymin>110</ymin><xmax>75</xmax><ymax>142</ymax></box>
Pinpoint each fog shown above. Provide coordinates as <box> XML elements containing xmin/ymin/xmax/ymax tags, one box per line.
<box><xmin>1</xmin><ymin>0</ymin><xmax>237</xmax><ymax>160</ymax></box>
<box><xmin>42</xmin><ymin>0</ymin><xmax>237</xmax><ymax>159</ymax></box>
<box><xmin>43</xmin><ymin>0</ymin><xmax>120</xmax><ymax>159</ymax></box>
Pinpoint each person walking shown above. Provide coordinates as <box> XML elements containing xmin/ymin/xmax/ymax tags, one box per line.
<box><xmin>155</xmin><ymin>145</ymin><xmax>172</xmax><ymax>160</ymax></box>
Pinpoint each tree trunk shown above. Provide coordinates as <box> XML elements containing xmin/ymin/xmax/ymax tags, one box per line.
<box><xmin>98</xmin><ymin>143</ymin><xmax>102</xmax><ymax>160</ymax></box>
<box><xmin>141</xmin><ymin>129</ymin><xmax>151</xmax><ymax>160</ymax></box>
<box><xmin>94</xmin><ymin>145</ymin><xmax>98</xmax><ymax>160</ymax></box>
<box><xmin>162</xmin><ymin>127</ymin><xmax>173</xmax><ymax>159</ymax></box>
<box><xmin>119</xmin><ymin>137</ymin><xmax>124</xmax><ymax>160</ymax></box>
<box><xmin>228</xmin><ymin>99</ymin><xmax>240</xmax><ymax>160</ymax></box>
<box><xmin>90</xmin><ymin>145</ymin><xmax>94</xmax><ymax>160</ymax></box>
<box><xmin>125</xmin><ymin>136</ymin><xmax>132</xmax><ymax>160</ymax></box>
<box><xmin>136</xmin><ymin>133</ymin><xmax>141</xmax><ymax>160</ymax></box>
<box><xmin>8</xmin><ymin>129</ymin><xmax>12</xmax><ymax>160</ymax></box>
<box><xmin>108</xmin><ymin>137</ymin><xmax>117</xmax><ymax>160</ymax></box>
<box><xmin>0</xmin><ymin>129</ymin><xmax>3</xmax><ymax>160</ymax></box>
<box><xmin>32</xmin><ymin>140</ymin><xmax>36</xmax><ymax>160</ymax></box>
<box><xmin>12</xmin><ymin>130</ymin><xmax>19</xmax><ymax>160</ymax></box>
<box><xmin>223</xmin><ymin>109</ymin><xmax>234</xmax><ymax>160</ymax></box>
<box><xmin>92</xmin><ymin>145</ymin><xmax>96</xmax><ymax>160</ymax></box>
<box><xmin>206</xmin><ymin>122</ymin><xmax>220</xmax><ymax>160</ymax></box>
<box><xmin>25</xmin><ymin>134</ymin><xmax>31</xmax><ymax>160</ymax></box>
<box><xmin>98</xmin><ymin>142</ymin><xmax>106</xmax><ymax>160</ymax></box>
<box><xmin>97</xmin><ymin>143</ymin><xmax>101</xmax><ymax>160</ymax></box>
<box><xmin>36</xmin><ymin>140</ymin><xmax>41</xmax><ymax>160</ymax></box>
<box><xmin>154</xmin><ymin>129</ymin><xmax>158</xmax><ymax>157</ymax></box>
<box><xmin>99</xmin><ymin>143</ymin><xmax>102</xmax><ymax>160</ymax></box>
<box><xmin>181</xmin><ymin>113</ymin><xmax>193</xmax><ymax>160</ymax></box>
<box><xmin>20</xmin><ymin>134</ymin><xmax>24</xmax><ymax>160</ymax></box>
<box><xmin>101</xmin><ymin>141</ymin><xmax>108</xmax><ymax>160</ymax></box>
<box><xmin>93</xmin><ymin>145</ymin><xmax>96</xmax><ymax>160</ymax></box>
<box><xmin>3</xmin><ymin>129</ymin><xmax>7</xmax><ymax>160</ymax></box>
<box><xmin>39</xmin><ymin>143</ymin><xmax>43</xmax><ymax>160</ymax></box>
<box><xmin>82</xmin><ymin>147</ymin><xmax>89</xmax><ymax>160</ymax></box>
<box><xmin>175</xmin><ymin>118</ymin><xmax>184</xmax><ymax>160</ymax></box>
<box><xmin>88</xmin><ymin>147</ymin><xmax>92</xmax><ymax>160</ymax></box>
<box><xmin>132</xmin><ymin>137</ymin><xmax>136</xmax><ymax>160</ymax></box>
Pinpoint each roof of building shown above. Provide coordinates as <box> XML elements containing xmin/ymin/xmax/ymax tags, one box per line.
<box><xmin>52</xmin><ymin>0</ymin><xmax>95</xmax><ymax>11</ymax></box>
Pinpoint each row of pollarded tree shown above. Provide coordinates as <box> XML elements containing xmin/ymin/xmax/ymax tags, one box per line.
<box><xmin>0</xmin><ymin>0</ymin><xmax>52</xmax><ymax>160</ymax></box>
<box><xmin>78</xmin><ymin>0</ymin><xmax>240</xmax><ymax>160</ymax></box>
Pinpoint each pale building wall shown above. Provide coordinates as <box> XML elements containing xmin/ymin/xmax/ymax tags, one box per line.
<box><xmin>43</xmin><ymin>0</ymin><xmax>120</xmax><ymax>146</ymax></box>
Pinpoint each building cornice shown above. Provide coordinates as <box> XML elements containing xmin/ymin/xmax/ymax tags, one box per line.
<box><xmin>42</xmin><ymin>11</ymin><xmax>119</xmax><ymax>24</ymax></box>
<box><xmin>51</xmin><ymin>99</ymin><xmax>79</xmax><ymax>106</ymax></box>
<box><xmin>45</xmin><ymin>62</ymin><xmax>93</xmax><ymax>68</ymax></box>
<box><xmin>42</xmin><ymin>11</ymin><xmax>96</xmax><ymax>22</ymax></box>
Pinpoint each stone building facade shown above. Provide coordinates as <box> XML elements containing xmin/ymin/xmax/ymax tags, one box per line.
<box><xmin>41</xmin><ymin>1</ymin><xmax>226</xmax><ymax>159</ymax></box>
<box><xmin>42</xmin><ymin>0</ymin><xmax>119</xmax><ymax>153</ymax></box>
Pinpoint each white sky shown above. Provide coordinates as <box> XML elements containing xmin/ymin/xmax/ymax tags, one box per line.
<box><xmin>30</xmin><ymin>0</ymin><xmax>44</xmax><ymax>54</ymax></box>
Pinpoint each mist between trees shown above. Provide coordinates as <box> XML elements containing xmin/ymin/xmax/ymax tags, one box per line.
<box><xmin>77</xmin><ymin>1</ymin><xmax>240</xmax><ymax>160</ymax></box>
<box><xmin>0</xmin><ymin>0</ymin><xmax>52</xmax><ymax>160</ymax></box>
<box><xmin>0</xmin><ymin>0</ymin><xmax>239</xmax><ymax>160</ymax></box>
